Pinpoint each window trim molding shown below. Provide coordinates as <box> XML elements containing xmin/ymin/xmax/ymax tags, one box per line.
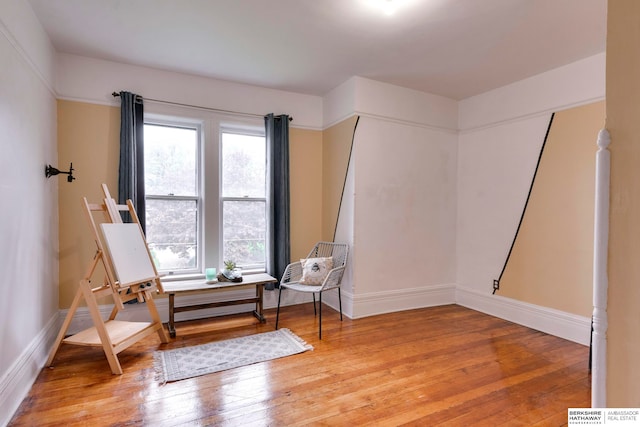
<box><xmin>142</xmin><ymin>107</ymin><xmax>268</xmax><ymax>279</ymax></box>
<box><xmin>219</xmin><ymin>128</ymin><xmax>268</xmax><ymax>272</ymax></box>
<box><xmin>143</xmin><ymin>118</ymin><xmax>203</xmax><ymax>276</ymax></box>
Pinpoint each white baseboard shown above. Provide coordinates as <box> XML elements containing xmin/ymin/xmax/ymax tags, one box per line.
<box><xmin>274</xmin><ymin>284</ymin><xmax>457</xmax><ymax>324</ymax></box>
<box><xmin>306</xmin><ymin>287</ymin><xmax>354</xmax><ymax>318</ymax></box>
<box><xmin>455</xmin><ymin>285</ymin><xmax>591</xmax><ymax>346</ymax></box>
<box><xmin>0</xmin><ymin>313</ymin><xmax>60</xmax><ymax>427</ymax></box>
<box><xmin>350</xmin><ymin>283</ymin><xmax>456</xmax><ymax>319</ymax></box>
<box><xmin>270</xmin><ymin>286</ymin><xmax>359</xmax><ymax>332</ymax></box>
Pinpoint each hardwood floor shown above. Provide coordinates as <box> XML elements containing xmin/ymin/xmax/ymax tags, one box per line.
<box><xmin>9</xmin><ymin>304</ymin><xmax>590</xmax><ymax>426</ymax></box>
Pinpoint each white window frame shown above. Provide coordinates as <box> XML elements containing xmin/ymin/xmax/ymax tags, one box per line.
<box><xmin>144</xmin><ymin>106</ymin><xmax>267</xmax><ymax>280</ymax></box>
<box><xmin>143</xmin><ymin>118</ymin><xmax>203</xmax><ymax>277</ymax></box>
<box><xmin>219</xmin><ymin>125</ymin><xmax>268</xmax><ymax>272</ymax></box>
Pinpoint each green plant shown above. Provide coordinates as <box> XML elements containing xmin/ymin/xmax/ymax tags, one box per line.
<box><xmin>224</xmin><ymin>260</ymin><xmax>236</xmax><ymax>271</ymax></box>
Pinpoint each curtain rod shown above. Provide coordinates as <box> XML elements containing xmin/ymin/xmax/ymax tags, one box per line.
<box><xmin>111</xmin><ymin>92</ymin><xmax>292</xmax><ymax>121</ymax></box>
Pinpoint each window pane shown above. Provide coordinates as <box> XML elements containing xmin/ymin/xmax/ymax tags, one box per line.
<box><xmin>146</xmin><ymin>199</ymin><xmax>198</xmax><ymax>271</ymax></box>
<box><xmin>144</xmin><ymin>124</ymin><xmax>197</xmax><ymax>196</ymax></box>
<box><xmin>223</xmin><ymin>200</ymin><xmax>266</xmax><ymax>268</ymax></box>
<box><xmin>221</xmin><ymin>133</ymin><xmax>265</xmax><ymax>198</ymax></box>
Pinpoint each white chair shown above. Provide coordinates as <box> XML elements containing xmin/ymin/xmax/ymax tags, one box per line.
<box><xmin>275</xmin><ymin>242</ymin><xmax>348</xmax><ymax>339</ymax></box>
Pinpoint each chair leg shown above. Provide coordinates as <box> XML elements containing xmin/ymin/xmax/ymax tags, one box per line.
<box><xmin>312</xmin><ymin>293</ymin><xmax>317</xmax><ymax>316</ymax></box>
<box><xmin>338</xmin><ymin>287</ymin><xmax>343</xmax><ymax>321</ymax></box>
<box><xmin>275</xmin><ymin>286</ymin><xmax>283</xmax><ymax>330</ymax></box>
<box><xmin>319</xmin><ymin>292</ymin><xmax>322</xmax><ymax>340</ymax></box>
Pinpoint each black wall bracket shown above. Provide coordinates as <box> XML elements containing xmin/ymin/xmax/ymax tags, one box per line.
<box><xmin>45</xmin><ymin>162</ymin><xmax>75</xmax><ymax>182</ymax></box>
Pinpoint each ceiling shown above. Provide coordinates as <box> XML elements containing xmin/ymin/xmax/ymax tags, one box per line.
<box><xmin>28</xmin><ymin>0</ymin><xmax>607</xmax><ymax>100</ymax></box>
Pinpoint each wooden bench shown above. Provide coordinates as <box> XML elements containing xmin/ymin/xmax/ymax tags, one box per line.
<box><xmin>162</xmin><ymin>273</ymin><xmax>277</xmax><ymax>337</ymax></box>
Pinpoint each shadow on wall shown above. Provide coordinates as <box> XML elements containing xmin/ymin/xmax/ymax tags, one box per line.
<box><xmin>497</xmin><ymin>101</ymin><xmax>605</xmax><ymax>318</ymax></box>
<box><xmin>322</xmin><ymin>116</ymin><xmax>359</xmax><ymax>242</ymax></box>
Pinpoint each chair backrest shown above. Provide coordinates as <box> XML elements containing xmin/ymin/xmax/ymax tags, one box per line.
<box><xmin>307</xmin><ymin>241</ymin><xmax>348</xmax><ymax>269</ymax></box>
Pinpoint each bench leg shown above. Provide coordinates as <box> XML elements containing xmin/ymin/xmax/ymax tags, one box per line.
<box><xmin>168</xmin><ymin>293</ymin><xmax>176</xmax><ymax>338</ymax></box>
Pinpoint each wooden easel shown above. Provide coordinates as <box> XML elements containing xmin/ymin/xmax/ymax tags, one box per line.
<box><xmin>46</xmin><ymin>184</ymin><xmax>168</xmax><ymax>374</ymax></box>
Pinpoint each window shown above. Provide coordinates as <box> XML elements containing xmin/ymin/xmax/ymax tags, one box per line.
<box><xmin>143</xmin><ymin>112</ymin><xmax>267</xmax><ymax>277</ymax></box>
<box><xmin>144</xmin><ymin>122</ymin><xmax>200</xmax><ymax>274</ymax></box>
<box><xmin>221</xmin><ymin>132</ymin><xmax>267</xmax><ymax>270</ymax></box>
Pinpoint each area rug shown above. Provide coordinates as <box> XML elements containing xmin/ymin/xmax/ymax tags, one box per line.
<box><xmin>153</xmin><ymin>328</ymin><xmax>313</xmax><ymax>383</ymax></box>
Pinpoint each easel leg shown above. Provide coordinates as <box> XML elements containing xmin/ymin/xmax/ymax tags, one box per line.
<box><xmin>108</xmin><ymin>281</ymin><xmax>123</xmax><ymax>321</ymax></box>
<box><xmin>46</xmin><ymin>286</ymin><xmax>83</xmax><ymax>367</ymax></box>
<box><xmin>108</xmin><ymin>304</ymin><xmax>119</xmax><ymax>321</ymax></box>
<box><xmin>80</xmin><ymin>279</ymin><xmax>123</xmax><ymax>375</ymax></box>
<box><xmin>144</xmin><ymin>290</ymin><xmax>169</xmax><ymax>343</ymax></box>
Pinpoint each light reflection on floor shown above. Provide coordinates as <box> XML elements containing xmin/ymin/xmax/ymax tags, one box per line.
<box><xmin>141</xmin><ymin>362</ymin><xmax>273</xmax><ymax>424</ymax></box>
<box><xmin>219</xmin><ymin>363</ymin><xmax>272</xmax><ymax>414</ymax></box>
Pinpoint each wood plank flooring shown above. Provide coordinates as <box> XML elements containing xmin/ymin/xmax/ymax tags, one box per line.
<box><xmin>9</xmin><ymin>304</ymin><xmax>590</xmax><ymax>426</ymax></box>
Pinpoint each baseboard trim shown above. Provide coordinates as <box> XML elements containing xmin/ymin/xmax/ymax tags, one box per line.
<box><xmin>455</xmin><ymin>285</ymin><xmax>591</xmax><ymax>346</ymax></box>
<box><xmin>287</xmin><ymin>284</ymin><xmax>457</xmax><ymax>322</ymax></box>
<box><xmin>350</xmin><ymin>283</ymin><xmax>456</xmax><ymax>319</ymax></box>
<box><xmin>0</xmin><ymin>313</ymin><xmax>60</xmax><ymax>427</ymax></box>
<box><xmin>308</xmin><ymin>287</ymin><xmax>354</xmax><ymax>319</ymax></box>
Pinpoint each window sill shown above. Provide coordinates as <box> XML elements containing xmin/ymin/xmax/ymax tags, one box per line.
<box><xmin>159</xmin><ymin>273</ymin><xmax>203</xmax><ymax>283</ymax></box>
<box><xmin>159</xmin><ymin>270</ymin><xmax>267</xmax><ymax>284</ymax></box>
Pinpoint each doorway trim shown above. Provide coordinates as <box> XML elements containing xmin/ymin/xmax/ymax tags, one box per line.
<box><xmin>591</xmin><ymin>128</ymin><xmax>610</xmax><ymax>407</ymax></box>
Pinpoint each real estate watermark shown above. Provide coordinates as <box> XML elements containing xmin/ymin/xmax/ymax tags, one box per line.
<box><xmin>568</xmin><ymin>409</ymin><xmax>640</xmax><ymax>425</ymax></box>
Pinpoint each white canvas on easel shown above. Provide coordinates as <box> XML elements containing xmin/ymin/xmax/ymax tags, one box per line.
<box><xmin>100</xmin><ymin>223</ymin><xmax>157</xmax><ymax>286</ymax></box>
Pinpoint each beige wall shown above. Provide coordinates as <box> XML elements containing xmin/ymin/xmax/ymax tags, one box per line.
<box><xmin>500</xmin><ymin>101</ymin><xmax>604</xmax><ymax>317</ymax></box>
<box><xmin>57</xmin><ymin>100</ymin><xmax>121</xmax><ymax>307</ymax></box>
<box><xmin>606</xmin><ymin>0</ymin><xmax>640</xmax><ymax>406</ymax></box>
<box><xmin>289</xmin><ymin>127</ymin><xmax>323</xmax><ymax>260</ymax></box>
<box><xmin>322</xmin><ymin>116</ymin><xmax>359</xmax><ymax>241</ymax></box>
<box><xmin>57</xmin><ymin>100</ymin><xmax>323</xmax><ymax>308</ymax></box>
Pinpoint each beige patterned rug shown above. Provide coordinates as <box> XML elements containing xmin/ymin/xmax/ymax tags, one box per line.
<box><xmin>154</xmin><ymin>328</ymin><xmax>313</xmax><ymax>382</ymax></box>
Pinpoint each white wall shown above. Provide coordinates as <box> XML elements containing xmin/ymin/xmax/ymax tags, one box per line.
<box><xmin>331</xmin><ymin>136</ymin><xmax>356</xmax><ymax>316</ymax></box>
<box><xmin>0</xmin><ymin>1</ymin><xmax>58</xmax><ymax>424</ymax></box>
<box><xmin>457</xmin><ymin>115</ymin><xmax>551</xmax><ymax>292</ymax></box>
<box><xmin>56</xmin><ymin>53</ymin><xmax>323</xmax><ymax>130</ymax></box>
<box><xmin>353</xmin><ymin>77</ymin><xmax>458</xmax><ymax>131</ymax></box>
<box><xmin>456</xmin><ymin>52</ymin><xmax>605</xmax><ymax>344</ymax></box>
<box><xmin>324</xmin><ymin>77</ymin><xmax>459</xmax><ymax>318</ymax></box>
<box><xmin>324</xmin><ymin>76</ymin><xmax>458</xmax><ymax>130</ymax></box>
<box><xmin>458</xmin><ymin>53</ymin><xmax>606</xmax><ymax>131</ymax></box>
<box><xmin>351</xmin><ymin>117</ymin><xmax>458</xmax><ymax>317</ymax></box>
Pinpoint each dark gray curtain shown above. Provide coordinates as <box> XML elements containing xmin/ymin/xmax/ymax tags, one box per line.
<box><xmin>118</xmin><ymin>91</ymin><xmax>145</xmax><ymax>231</ymax></box>
<box><xmin>265</xmin><ymin>113</ymin><xmax>291</xmax><ymax>284</ymax></box>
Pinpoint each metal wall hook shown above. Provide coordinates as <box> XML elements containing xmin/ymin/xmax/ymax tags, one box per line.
<box><xmin>45</xmin><ymin>162</ymin><xmax>75</xmax><ymax>182</ymax></box>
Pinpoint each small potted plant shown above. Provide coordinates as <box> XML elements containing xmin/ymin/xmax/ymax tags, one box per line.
<box><xmin>220</xmin><ymin>260</ymin><xmax>242</xmax><ymax>282</ymax></box>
